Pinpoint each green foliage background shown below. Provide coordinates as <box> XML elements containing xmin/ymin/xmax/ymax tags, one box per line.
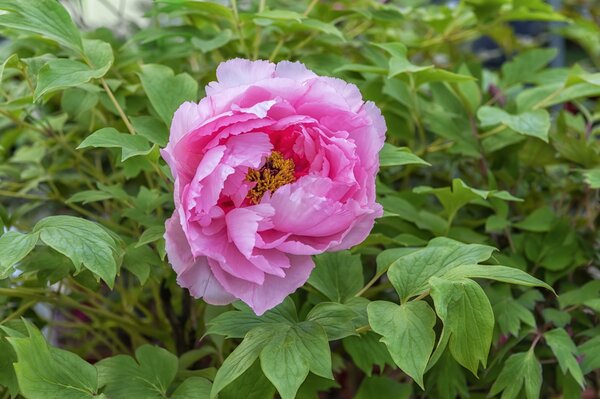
<box><xmin>0</xmin><ymin>0</ymin><xmax>599</xmax><ymax>398</ymax></box>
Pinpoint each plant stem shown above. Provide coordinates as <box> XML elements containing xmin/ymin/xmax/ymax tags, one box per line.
<box><xmin>100</xmin><ymin>78</ymin><xmax>136</xmax><ymax>135</ymax></box>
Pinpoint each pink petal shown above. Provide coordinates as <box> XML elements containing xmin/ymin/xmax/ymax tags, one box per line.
<box><xmin>164</xmin><ymin>215</ymin><xmax>235</xmax><ymax>305</ymax></box>
<box><xmin>208</xmin><ymin>255</ymin><xmax>315</xmax><ymax>315</ymax></box>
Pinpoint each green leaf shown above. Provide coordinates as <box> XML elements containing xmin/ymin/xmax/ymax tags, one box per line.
<box><xmin>355</xmin><ymin>375</ymin><xmax>411</xmax><ymax>399</ymax></box>
<box><xmin>35</xmin><ymin>40</ymin><xmax>114</xmax><ymax>100</ymax></box>
<box><xmin>387</xmin><ymin>237</ymin><xmax>496</xmax><ymax>301</ymax></box>
<box><xmin>302</xmin><ymin>19</ymin><xmax>344</xmax><ymax>40</ymax></box>
<box><xmin>136</xmin><ymin>225</ymin><xmax>166</xmax><ymax>248</ymax></box>
<box><xmin>443</xmin><ymin>264</ymin><xmax>553</xmax><ymax>292</ymax></box>
<box><xmin>260</xmin><ymin>322</ymin><xmax>332</xmax><ymax>399</ymax></box>
<box><xmin>308</xmin><ymin>251</ymin><xmax>363</xmax><ymax>302</ymax></box>
<box><xmin>342</xmin><ymin>332</ymin><xmax>395</xmax><ymax>376</ymax></box>
<box><xmin>254</xmin><ymin>10</ymin><xmax>305</xmax><ymax>22</ymax></box>
<box><xmin>477</xmin><ymin>106</ymin><xmax>550</xmax><ymax>142</ymax></box>
<box><xmin>211</xmin><ymin>327</ymin><xmax>275</xmax><ymax>398</ymax></box>
<box><xmin>558</xmin><ymin>281</ymin><xmax>600</xmax><ymax>309</ymax></box>
<box><xmin>489</xmin><ymin>350</ymin><xmax>542</xmax><ymax>399</ymax></box>
<box><xmin>191</xmin><ymin>30</ymin><xmax>233</xmax><ymax>53</ymax></box>
<box><xmin>66</xmin><ymin>190</ymin><xmax>114</xmax><ymax>205</ymax></box>
<box><xmin>501</xmin><ymin>48</ymin><xmax>557</xmax><ymax>87</ymax></box>
<box><xmin>513</xmin><ymin>206</ymin><xmax>556</xmax><ymax>232</ymax></box>
<box><xmin>579</xmin><ymin>336</ymin><xmax>600</xmax><ymax>374</ymax></box>
<box><xmin>0</xmin><ymin>0</ymin><xmax>83</xmax><ymax>53</ymax></box>
<box><xmin>544</xmin><ymin>329</ymin><xmax>584</xmax><ymax>387</ymax></box>
<box><xmin>0</xmin><ymin>330</ymin><xmax>19</xmax><ymax>397</ymax></box>
<box><xmin>306</xmin><ymin>302</ymin><xmax>358</xmax><ymax>340</ymax></box>
<box><xmin>78</xmin><ymin>128</ymin><xmax>152</xmax><ymax>161</ymax></box>
<box><xmin>494</xmin><ymin>297</ymin><xmax>536</xmax><ymax>337</ymax></box>
<box><xmin>379</xmin><ymin>143</ymin><xmax>430</xmax><ymax>167</ymax></box>
<box><xmin>4</xmin><ymin>320</ymin><xmax>99</xmax><ymax>398</ymax></box>
<box><xmin>429</xmin><ymin>277</ymin><xmax>494</xmax><ymax>375</ymax></box>
<box><xmin>96</xmin><ymin>345</ymin><xmax>178</xmax><ymax>398</ymax></box>
<box><xmin>139</xmin><ymin>64</ymin><xmax>198</xmax><ymax>126</ymax></box>
<box><xmin>207</xmin><ymin>297</ymin><xmax>297</xmax><ymax>339</ymax></box>
<box><xmin>171</xmin><ymin>377</ymin><xmax>212</xmax><ymax>399</ymax></box>
<box><xmin>220</xmin><ymin>361</ymin><xmax>275</xmax><ymax>399</ymax></box>
<box><xmin>130</xmin><ymin>116</ymin><xmax>169</xmax><ymax>147</ymax></box>
<box><xmin>414</xmin><ymin>178</ymin><xmax>521</xmax><ymax>222</ymax></box>
<box><xmin>367</xmin><ymin>300</ymin><xmax>436</xmax><ymax>388</ymax></box>
<box><xmin>582</xmin><ymin>168</ymin><xmax>600</xmax><ymax>189</ymax></box>
<box><xmin>0</xmin><ymin>230</ymin><xmax>38</xmax><ymax>278</ymax></box>
<box><xmin>33</xmin><ymin>216</ymin><xmax>120</xmax><ymax>288</ymax></box>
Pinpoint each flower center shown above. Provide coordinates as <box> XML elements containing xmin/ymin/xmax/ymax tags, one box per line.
<box><xmin>246</xmin><ymin>151</ymin><xmax>295</xmax><ymax>204</ymax></box>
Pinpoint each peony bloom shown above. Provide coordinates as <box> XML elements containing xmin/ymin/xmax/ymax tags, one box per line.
<box><xmin>161</xmin><ymin>59</ymin><xmax>386</xmax><ymax>315</ymax></box>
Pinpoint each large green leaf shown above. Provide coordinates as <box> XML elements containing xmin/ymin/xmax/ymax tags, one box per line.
<box><xmin>4</xmin><ymin>321</ymin><xmax>100</xmax><ymax>399</ymax></box>
<box><xmin>78</xmin><ymin>128</ymin><xmax>152</xmax><ymax>161</ymax></box>
<box><xmin>33</xmin><ymin>216</ymin><xmax>120</xmax><ymax>288</ymax></box>
<box><xmin>0</xmin><ymin>0</ymin><xmax>82</xmax><ymax>53</ymax></box>
<box><xmin>138</xmin><ymin>64</ymin><xmax>198</xmax><ymax>126</ymax></box>
<box><xmin>96</xmin><ymin>345</ymin><xmax>178</xmax><ymax>398</ymax></box>
<box><xmin>429</xmin><ymin>277</ymin><xmax>494</xmax><ymax>375</ymax></box>
<box><xmin>367</xmin><ymin>300</ymin><xmax>436</xmax><ymax>388</ymax></box>
<box><xmin>387</xmin><ymin>237</ymin><xmax>496</xmax><ymax>301</ymax></box>
<box><xmin>489</xmin><ymin>350</ymin><xmax>542</xmax><ymax>399</ymax></box>
<box><xmin>0</xmin><ymin>231</ymin><xmax>38</xmax><ymax>278</ymax></box>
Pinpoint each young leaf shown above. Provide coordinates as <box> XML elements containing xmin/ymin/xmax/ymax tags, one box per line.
<box><xmin>4</xmin><ymin>320</ymin><xmax>99</xmax><ymax>398</ymax></box>
<box><xmin>429</xmin><ymin>277</ymin><xmax>494</xmax><ymax>375</ymax></box>
<box><xmin>367</xmin><ymin>300</ymin><xmax>436</xmax><ymax>388</ymax></box>
<box><xmin>0</xmin><ymin>231</ymin><xmax>38</xmax><ymax>278</ymax></box>
<box><xmin>78</xmin><ymin>127</ymin><xmax>152</xmax><ymax>161</ymax></box>
<box><xmin>139</xmin><ymin>64</ymin><xmax>198</xmax><ymax>125</ymax></box>
<box><xmin>544</xmin><ymin>329</ymin><xmax>584</xmax><ymax>387</ymax></box>
<box><xmin>308</xmin><ymin>251</ymin><xmax>364</xmax><ymax>302</ymax></box>
<box><xmin>96</xmin><ymin>345</ymin><xmax>178</xmax><ymax>398</ymax></box>
<box><xmin>33</xmin><ymin>216</ymin><xmax>120</xmax><ymax>288</ymax></box>
<box><xmin>489</xmin><ymin>350</ymin><xmax>542</xmax><ymax>399</ymax></box>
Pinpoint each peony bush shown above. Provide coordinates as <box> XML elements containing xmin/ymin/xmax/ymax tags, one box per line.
<box><xmin>0</xmin><ymin>0</ymin><xmax>599</xmax><ymax>398</ymax></box>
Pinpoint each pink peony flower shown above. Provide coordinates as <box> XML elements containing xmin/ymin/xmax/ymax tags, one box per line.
<box><xmin>161</xmin><ymin>59</ymin><xmax>386</xmax><ymax>315</ymax></box>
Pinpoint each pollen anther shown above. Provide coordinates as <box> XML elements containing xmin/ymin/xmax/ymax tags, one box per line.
<box><xmin>246</xmin><ymin>151</ymin><xmax>295</xmax><ymax>204</ymax></box>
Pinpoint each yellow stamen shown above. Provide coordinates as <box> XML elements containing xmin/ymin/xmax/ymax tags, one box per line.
<box><xmin>246</xmin><ymin>151</ymin><xmax>295</xmax><ymax>204</ymax></box>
